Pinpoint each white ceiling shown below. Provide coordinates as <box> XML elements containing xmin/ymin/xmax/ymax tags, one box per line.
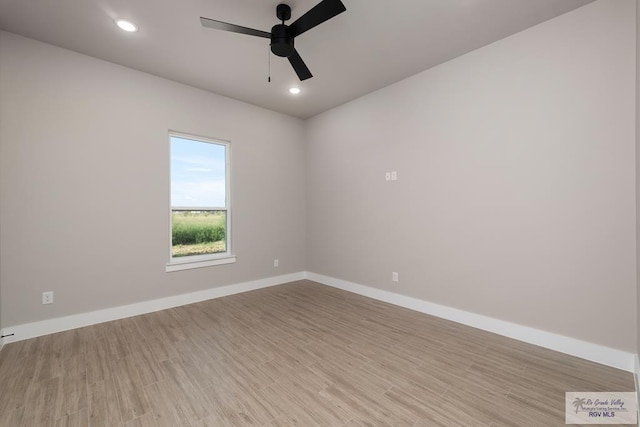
<box><xmin>0</xmin><ymin>0</ymin><xmax>594</xmax><ymax>119</ymax></box>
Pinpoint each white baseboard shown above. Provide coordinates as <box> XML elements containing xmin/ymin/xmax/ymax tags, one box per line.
<box><xmin>305</xmin><ymin>272</ymin><xmax>635</xmax><ymax>373</ymax></box>
<box><xmin>1</xmin><ymin>272</ymin><xmax>305</xmax><ymax>344</ymax></box>
<box><xmin>1</xmin><ymin>270</ymin><xmax>635</xmax><ymax>374</ymax></box>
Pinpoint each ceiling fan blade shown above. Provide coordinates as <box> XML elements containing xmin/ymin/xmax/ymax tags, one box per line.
<box><xmin>289</xmin><ymin>0</ymin><xmax>346</xmax><ymax>38</ymax></box>
<box><xmin>200</xmin><ymin>17</ymin><xmax>270</xmax><ymax>38</ymax></box>
<box><xmin>288</xmin><ymin>49</ymin><xmax>313</xmax><ymax>81</ymax></box>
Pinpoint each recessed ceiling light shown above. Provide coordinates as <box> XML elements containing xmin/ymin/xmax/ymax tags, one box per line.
<box><xmin>115</xmin><ymin>19</ymin><xmax>138</xmax><ymax>32</ymax></box>
<box><xmin>289</xmin><ymin>87</ymin><xmax>301</xmax><ymax>95</ymax></box>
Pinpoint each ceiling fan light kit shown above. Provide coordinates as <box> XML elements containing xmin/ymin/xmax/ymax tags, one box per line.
<box><xmin>200</xmin><ymin>0</ymin><xmax>346</xmax><ymax>81</ymax></box>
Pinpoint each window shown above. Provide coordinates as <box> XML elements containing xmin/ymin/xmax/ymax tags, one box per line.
<box><xmin>167</xmin><ymin>132</ymin><xmax>234</xmax><ymax>271</ymax></box>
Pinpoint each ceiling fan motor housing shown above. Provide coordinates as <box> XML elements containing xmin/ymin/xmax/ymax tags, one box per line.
<box><xmin>271</xmin><ymin>24</ymin><xmax>294</xmax><ymax>57</ymax></box>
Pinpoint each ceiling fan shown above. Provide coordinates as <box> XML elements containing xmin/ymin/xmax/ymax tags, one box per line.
<box><xmin>200</xmin><ymin>0</ymin><xmax>346</xmax><ymax>81</ymax></box>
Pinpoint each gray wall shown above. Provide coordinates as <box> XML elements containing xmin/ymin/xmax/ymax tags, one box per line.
<box><xmin>637</xmin><ymin>0</ymin><xmax>640</xmax><ymax>360</ymax></box>
<box><xmin>0</xmin><ymin>31</ymin><xmax>306</xmax><ymax>327</ymax></box>
<box><xmin>306</xmin><ymin>0</ymin><xmax>637</xmax><ymax>352</ymax></box>
<box><xmin>1</xmin><ymin>1</ymin><xmax>638</xmax><ymax>355</ymax></box>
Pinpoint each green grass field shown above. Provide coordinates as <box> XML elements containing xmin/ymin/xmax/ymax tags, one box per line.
<box><xmin>171</xmin><ymin>211</ymin><xmax>226</xmax><ymax>257</ymax></box>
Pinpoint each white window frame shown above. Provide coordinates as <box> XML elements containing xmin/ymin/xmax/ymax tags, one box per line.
<box><xmin>166</xmin><ymin>131</ymin><xmax>235</xmax><ymax>272</ymax></box>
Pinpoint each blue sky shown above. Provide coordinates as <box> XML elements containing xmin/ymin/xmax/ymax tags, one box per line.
<box><xmin>170</xmin><ymin>136</ymin><xmax>226</xmax><ymax>208</ymax></box>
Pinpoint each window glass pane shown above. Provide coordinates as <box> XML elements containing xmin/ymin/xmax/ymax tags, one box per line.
<box><xmin>170</xmin><ymin>136</ymin><xmax>226</xmax><ymax>208</ymax></box>
<box><xmin>170</xmin><ymin>134</ymin><xmax>229</xmax><ymax>261</ymax></box>
<box><xmin>171</xmin><ymin>210</ymin><xmax>226</xmax><ymax>257</ymax></box>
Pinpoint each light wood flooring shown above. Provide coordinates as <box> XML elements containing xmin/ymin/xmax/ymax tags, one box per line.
<box><xmin>0</xmin><ymin>280</ymin><xmax>634</xmax><ymax>426</ymax></box>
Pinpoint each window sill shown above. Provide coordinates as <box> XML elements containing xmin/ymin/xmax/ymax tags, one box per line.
<box><xmin>166</xmin><ymin>255</ymin><xmax>236</xmax><ymax>272</ymax></box>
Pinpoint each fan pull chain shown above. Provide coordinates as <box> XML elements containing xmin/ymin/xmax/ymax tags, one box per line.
<box><xmin>268</xmin><ymin>45</ymin><xmax>271</xmax><ymax>83</ymax></box>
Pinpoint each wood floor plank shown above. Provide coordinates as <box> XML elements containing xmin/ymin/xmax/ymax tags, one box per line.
<box><xmin>198</xmin><ymin>386</ymin><xmax>257</xmax><ymax>427</ymax></box>
<box><xmin>159</xmin><ymin>359</ymin><xmax>211</xmax><ymax>421</ymax></box>
<box><xmin>0</xmin><ymin>344</ymin><xmax>38</xmax><ymax>416</ymax></box>
<box><xmin>144</xmin><ymin>379</ymin><xmax>197</xmax><ymax>427</ymax></box>
<box><xmin>89</xmin><ymin>378</ymin><xmax>123</xmax><ymax>426</ymax></box>
<box><xmin>231</xmin><ymin>386</ymin><xmax>282</xmax><ymax>425</ymax></box>
<box><xmin>130</xmin><ymin>341</ymin><xmax>165</xmax><ymax>387</ymax></box>
<box><xmin>85</xmin><ymin>338</ymin><xmax>112</xmax><ymax>385</ymax></box>
<box><xmin>0</xmin><ymin>280</ymin><xmax>634</xmax><ymax>426</ymax></box>
<box><xmin>319</xmin><ymin>382</ymin><xmax>415</xmax><ymax>426</ymax></box>
<box><xmin>21</xmin><ymin>376</ymin><xmax>63</xmax><ymax>426</ymax></box>
<box><xmin>55</xmin><ymin>407</ymin><xmax>89</xmax><ymax>427</ymax></box>
<box><xmin>382</xmin><ymin>383</ymin><xmax>458</xmax><ymax>424</ymax></box>
<box><xmin>61</xmin><ymin>329</ymin><xmax>87</xmax><ymax>378</ymax></box>
<box><xmin>123</xmin><ymin>412</ymin><xmax>157</xmax><ymax>427</ymax></box>
<box><xmin>34</xmin><ymin>334</ymin><xmax>64</xmax><ymax>383</ymax></box>
<box><xmin>0</xmin><ymin>404</ymin><xmax>25</xmax><ymax>427</ymax></box>
<box><xmin>103</xmin><ymin>321</ymin><xmax>133</xmax><ymax>361</ymax></box>
<box><xmin>275</xmin><ymin>377</ymin><xmax>352</xmax><ymax>426</ymax></box>
<box><xmin>260</xmin><ymin>353</ymin><xmax>331</xmax><ymax>393</ymax></box>
<box><xmin>111</xmin><ymin>356</ymin><xmax>150</xmax><ymax>422</ymax></box>
<box><xmin>60</xmin><ymin>371</ymin><xmax>88</xmax><ymax>417</ymax></box>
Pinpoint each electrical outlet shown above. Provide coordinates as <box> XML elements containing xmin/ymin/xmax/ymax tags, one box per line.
<box><xmin>391</xmin><ymin>171</ymin><xmax>398</xmax><ymax>181</ymax></box>
<box><xmin>274</xmin><ymin>259</ymin><xmax>279</xmax><ymax>268</ymax></box>
<box><xmin>42</xmin><ymin>291</ymin><xmax>54</xmax><ymax>305</ymax></box>
<box><xmin>392</xmin><ymin>272</ymin><xmax>399</xmax><ymax>282</ymax></box>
